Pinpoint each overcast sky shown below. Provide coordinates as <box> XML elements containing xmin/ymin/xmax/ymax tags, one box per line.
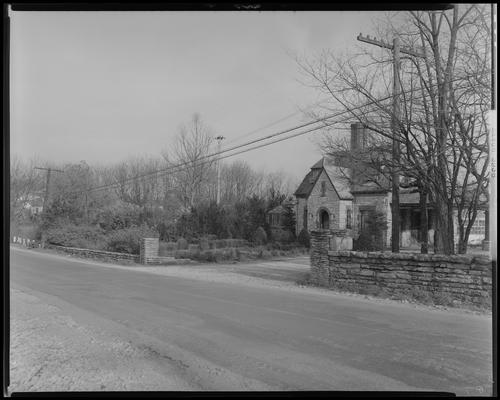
<box><xmin>10</xmin><ymin>9</ymin><xmax>392</xmax><ymax>180</ymax></box>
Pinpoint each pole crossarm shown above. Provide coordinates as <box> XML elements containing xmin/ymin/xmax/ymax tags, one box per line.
<box><xmin>357</xmin><ymin>34</ymin><xmax>425</xmax><ymax>58</ymax></box>
<box><xmin>34</xmin><ymin>167</ymin><xmax>64</xmax><ymax>173</ymax></box>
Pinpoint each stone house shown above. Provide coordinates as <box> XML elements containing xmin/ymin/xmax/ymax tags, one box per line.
<box><xmin>293</xmin><ymin>158</ymin><xmax>354</xmax><ymax>233</ymax></box>
<box><xmin>294</xmin><ymin>123</ymin><xmax>488</xmax><ymax>250</ymax></box>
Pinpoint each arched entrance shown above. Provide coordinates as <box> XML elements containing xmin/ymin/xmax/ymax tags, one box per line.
<box><xmin>319</xmin><ymin>209</ymin><xmax>330</xmax><ymax>230</ymax></box>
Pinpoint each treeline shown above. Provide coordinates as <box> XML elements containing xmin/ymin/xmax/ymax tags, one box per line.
<box><xmin>10</xmin><ymin>152</ymin><xmax>298</xmax><ymax>253</ymax></box>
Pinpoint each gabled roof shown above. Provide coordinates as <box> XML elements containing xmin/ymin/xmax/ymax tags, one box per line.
<box><xmin>268</xmin><ymin>205</ymin><xmax>286</xmax><ymax>214</ymax></box>
<box><xmin>323</xmin><ymin>163</ymin><xmax>353</xmax><ymax>200</ymax></box>
<box><xmin>310</xmin><ymin>158</ymin><xmax>325</xmax><ymax>169</ymax></box>
<box><xmin>294</xmin><ymin>157</ymin><xmax>353</xmax><ymax>200</ymax></box>
<box><xmin>294</xmin><ymin>169</ymin><xmax>318</xmax><ymax>198</ymax></box>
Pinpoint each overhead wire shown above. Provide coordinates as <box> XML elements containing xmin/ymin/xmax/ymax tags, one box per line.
<box><xmin>67</xmin><ymin>71</ymin><xmax>486</xmax><ymax>197</ymax></box>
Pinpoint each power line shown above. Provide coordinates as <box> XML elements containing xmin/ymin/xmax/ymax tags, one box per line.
<box><xmin>66</xmin><ymin>72</ymin><xmax>486</xmax><ymax>197</ymax></box>
<box><xmin>224</xmin><ymin>97</ymin><xmax>332</xmax><ymax>146</ymax></box>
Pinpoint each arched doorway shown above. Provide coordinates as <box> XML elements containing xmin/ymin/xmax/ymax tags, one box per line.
<box><xmin>320</xmin><ymin>209</ymin><xmax>330</xmax><ymax>230</ymax></box>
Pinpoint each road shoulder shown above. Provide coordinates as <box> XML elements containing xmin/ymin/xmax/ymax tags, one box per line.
<box><xmin>9</xmin><ymin>287</ymin><xmax>195</xmax><ymax>393</ymax></box>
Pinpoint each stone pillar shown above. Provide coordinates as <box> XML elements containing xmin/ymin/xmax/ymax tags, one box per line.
<box><xmin>310</xmin><ymin>230</ymin><xmax>331</xmax><ymax>286</ymax></box>
<box><xmin>140</xmin><ymin>237</ymin><xmax>159</xmax><ymax>265</ymax></box>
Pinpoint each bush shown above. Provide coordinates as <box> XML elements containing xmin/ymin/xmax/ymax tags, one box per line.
<box><xmin>105</xmin><ymin>225</ymin><xmax>158</xmax><ymax>254</ymax></box>
<box><xmin>215</xmin><ymin>239</ymin><xmax>227</xmax><ymax>249</ymax></box>
<box><xmin>297</xmin><ymin>229</ymin><xmax>311</xmax><ymax>249</ymax></box>
<box><xmin>45</xmin><ymin>223</ymin><xmax>107</xmax><ymax>250</ymax></box>
<box><xmin>272</xmin><ymin>229</ymin><xmax>295</xmax><ymax>243</ymax></box>
<box><xmin>353</xmin><ymin>210</ymin><xmax>387</xmax><ymax>251</ymax></box>
<box><xmin>199</xmin><ymin>237</ymin><xmax>209</xmax><ymax>251</ymax></box>
<box><xmin>253</xmin><ymin>226</ymin><xmax>268</xmax><ymax>245</ymax></box>
<box><xmin>177</xmin><ymin>237</ymin><xmax>188</xmax><ymax>250</ymax></box>
<box><xmin>174</xmin><ymin>249</ymin><xmax>191</xmax><ymax>259</ymax></box>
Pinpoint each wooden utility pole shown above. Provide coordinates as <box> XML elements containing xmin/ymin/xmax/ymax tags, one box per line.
<box><xmin>357</xmin><ymin>33</ymin><xmax>424</xmax><ymax>253</ymax></box>
<box><xmin>215</xmin><ymin>135</ymin><xmax>225</xmax><ymax>205</ymax></box>
<box><xmin>34</xmin><ymin>167</ymin><xmax>64</xmax><ymax>247</ymax></box>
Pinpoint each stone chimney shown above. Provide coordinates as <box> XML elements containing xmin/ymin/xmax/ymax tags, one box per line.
<box><xmin>349</xmin><ymin>123</ymin><xmax>367</xmax><ymax>186</ymax></box>
<box><xmin>350</xmin><ymin>123</ymin><xmax>366</xmax><ymax>152</ymax></box>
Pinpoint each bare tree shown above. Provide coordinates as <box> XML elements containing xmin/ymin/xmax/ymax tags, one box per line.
<box><xmin>220</xmin><ymin>160</ymin><xmax>263</xmax><ymax>204</ymax></box>
<box><xmin>162</xmin><ymin>113</ymin><xmax>216</xmax><ymax>210</ymax></box>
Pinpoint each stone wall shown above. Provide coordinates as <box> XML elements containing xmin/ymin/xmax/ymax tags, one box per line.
<box><xmin>310</xmin><ymin>231</ymin><xmax>492</xmax><ymax>306</ymax></box>
<box><xmin>48</xmin><ymin>245</ymin><xmax>139</xmax><ymax>263</ymax></box>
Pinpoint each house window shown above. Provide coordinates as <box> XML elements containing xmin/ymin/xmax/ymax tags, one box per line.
<box><xmin>470</xmin><ymin>218</ymin><xmax>485</xmax><ymax>235</ymax></box>
<box><xmin>320</xmin><ymin>181</ymin><xmax>326</xmax><ymax>197</ymax></box>
<box><xmin>346</xmin><ymin>208</ymin><xmax>352</xmax><ymax>229</ymax></box>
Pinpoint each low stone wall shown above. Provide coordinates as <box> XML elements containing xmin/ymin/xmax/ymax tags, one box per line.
<box><xmin>310</xmin><ymin>231</ymin><xmax>492</xmax><ymax>306</ymax></box>
<box><xmin>48</xmin><ymin>245</ymin><xmax>139</xmax><ymax>264</ymax></box>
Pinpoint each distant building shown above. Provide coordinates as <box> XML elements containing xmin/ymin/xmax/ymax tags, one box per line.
<box><xmin>22</xmin><ymin>195</ymin><xmax>44</xmax><ymax>216</ymax></box>
<box><xmin>294</xmin><ymin>123</ymin><xmax>487</xmax><ymax>249</ymax></box>
<box><xmin>266</xmin><ymin>199</ymin><xmax>296</xmax><ymax>242</ymax></box>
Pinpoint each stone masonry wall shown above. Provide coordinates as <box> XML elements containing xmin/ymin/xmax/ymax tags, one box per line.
<box><xmin>48</xmin><ymin>245</ymin><xmax>139</xmax><ymax>263</ymax></box>
<box><xmin>310</xmin><ymin>231</ymin><xmax>492</xmax><ymax>306</ymax></box>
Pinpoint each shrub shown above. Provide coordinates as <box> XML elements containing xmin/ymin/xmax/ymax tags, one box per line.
<box><xmin>199</xmin><ymin>238</ymin><xmax>209</xmax><ymax>251</ymax></box>
<box><xmin>174</xmin><ymin>249</ymin><xmax>191</xmax><ymax>259</ymax></box>
<box><xmin>177</xmin><ymin>237</ymin><xmax>188</xmax><ymax>250</ymax></box>
<box><xmin>253</xmin><ymin>226</ymin><xmax>268</xmax><ymax>245</ymax></box>
<box><xmin>215</xmin><ymin>239</ymin><xmax>227</xmax><ymax>249</ymax></box>
<box><xmin>297</xmin><ymin>229</ymin><xmax>311</xmax><ymax>249</ymax></box>
<box><xmin>353</xmin><ymin>210</ymin><xmax>387</xmax><ymax>251</ymax></box>
<box><xmin>105</xmin><ymin>225</ymin><xmax>158</xmax><ymax>254</ymax></box>
<box><xmin>45</xmin><ymin>223</ymin><xmax>107</xmax><ymax>250</ymax></box>
<box><xmin>188</xmin><ymin>244</ymin><xmax>199</xmax><ymax>252</ymax></box>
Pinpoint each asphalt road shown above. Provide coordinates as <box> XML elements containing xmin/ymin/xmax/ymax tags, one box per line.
<box><xmin>10</xmin><ymin>247</ymin><xmax>493</xmax><ymax>394</ymax></box>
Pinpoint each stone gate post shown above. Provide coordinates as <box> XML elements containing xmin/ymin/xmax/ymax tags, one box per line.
<box><xmin>140</xmin><ymin>237</ymin><xmax>159</xmax><ymax>265</ymax></box>
<box><xmin>310</xmin><ymin>230</ymin><xmax>331</xmax><ymax>286</ymax></box>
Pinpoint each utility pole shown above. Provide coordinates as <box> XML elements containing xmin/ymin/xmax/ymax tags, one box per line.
<box><xmin>357</xmin><ymin>33</ymin><xmax>424</xmax><ymax>253</ymax></box>
<box><xmin>34</xmin><ymin>167</ymin><xmax>64</xmax><ymax>247</ymax></box>
<box><xmin>215</xmin><ymin>135</ymin><xmax>225</xmax><ymax>205</ymax></box>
